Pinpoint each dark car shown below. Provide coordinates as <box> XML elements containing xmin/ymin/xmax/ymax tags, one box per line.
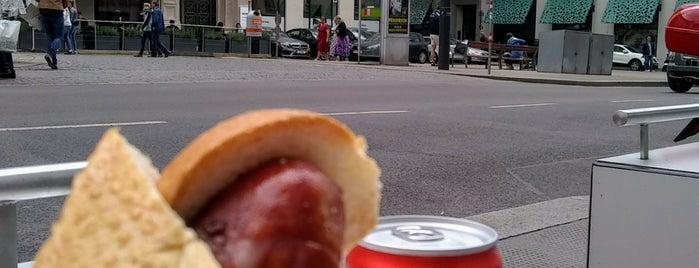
<box><xmin>265</xmin><ymin>29</ymin><xmax>311</xmax><ymax>59</ymax></box>
<box><xmin>666</xmin><ymin>51</ymin><xmax>699</xmax><ymax>93</ymax></box>
<box><xmin>287</xmin><ymin>28</ymin><xmax>359</xmax><ymax>58</ymax></box>
<box><xmin>350</xmin><ymin>32</ymin><xmax>430</xmax><ymax>63</ymax></box>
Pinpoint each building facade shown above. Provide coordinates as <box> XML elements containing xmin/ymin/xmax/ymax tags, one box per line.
<box><xmin>77</xmin><ymin>0</ymin><xmax>697</xmax><ymax>60</ymax></box>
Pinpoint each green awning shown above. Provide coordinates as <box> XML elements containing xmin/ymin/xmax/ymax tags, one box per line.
<box><xmin>539</xmin><ymin>0</ymin><xmax>593</xmax><ymax>24</ymax></box>
<box><xmin>482</xmin><ymin>0</ymin><xmax>534</xmax><ymax>24</ymax></box>
<box><xmin>601</xmin><ymin>0</ymin><xmax>660</xmax><ymax>24</ymax></box>
<box><xmin>676</xmin><ymin>0</ymin><xmax>699</xmax><ymax>10</ymax></box>
<box><xmin>410</xmin><ymin>0</ymin><xmax>433</xmax><ymax>25</ymax></box>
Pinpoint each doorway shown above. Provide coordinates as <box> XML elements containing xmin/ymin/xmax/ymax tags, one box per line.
<box><xmin>461</xmin><ymin>4</ymin><xmax>477</xmax><ymax>41</ymax></box>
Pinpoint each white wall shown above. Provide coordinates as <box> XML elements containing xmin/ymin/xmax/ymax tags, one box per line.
<box><xmin>591</xmin><ymin>0</ymin><xmax>614</xmax><ymax>35</ymax></box>
<box><xmin>534</xmin><ymin>0</ymin><xmax>551</xmax><ymax>39</ymax></box>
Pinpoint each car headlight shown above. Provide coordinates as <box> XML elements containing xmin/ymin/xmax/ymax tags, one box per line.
<box><xmin>279</xmin><ymin>42</ymin><xmax>291</xmax><ymax>48</ymax></box>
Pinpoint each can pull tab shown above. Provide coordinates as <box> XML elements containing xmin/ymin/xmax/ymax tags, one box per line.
<box><xmin>391</xmin><ymin>225</ymin><xmax>445</xmax><ymax>242</ymax></box>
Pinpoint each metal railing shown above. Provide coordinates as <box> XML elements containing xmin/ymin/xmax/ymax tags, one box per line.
<box><xmin>613</xmin><ymin>103</ymin><xmax>699</xmax><ymax>159</ymax></box>
<box><xmin>18</xmin><ymin>19</ymin><xmax>273</xmax><ymax>56</ymax></box>
<box><xmin>0</xmin><ymin>162</ymin><xmax>86</xmax><ymax>268</ymax></box>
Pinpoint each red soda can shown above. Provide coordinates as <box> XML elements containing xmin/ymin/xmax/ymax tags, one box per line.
<box><xmin>346</xmin><ymin>215</ymin><xmax>502</xmax><ymax>268</ymax></box>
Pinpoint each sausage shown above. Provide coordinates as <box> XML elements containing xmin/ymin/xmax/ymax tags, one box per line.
<box><xmin>192</xmin><ymin>159</ymin><xmax>345</xmax><ymax>268</ymax></box>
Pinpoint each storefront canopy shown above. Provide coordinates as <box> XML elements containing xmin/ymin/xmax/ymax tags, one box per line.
<box><xmin>675</xmin><ymin>0</ymin><xmax>699</xmax><ymax>10</ymax></box>
<box><xmin>483</xmin><ymin>0</ymin><xmax>534</xmax><ymax>24</ymax></box>
<box><xmin>539</xmin><ymin>0</ymin><xmax>593</xmax><ymax>24</ymax></box>
<box><xmin>601</xmin><ymin>0</ymin><xmax>660</xmax><ymax>24</ymax></box>
<box><xmin>410</xmin><ymin>0</ymin><xmax>432</xmax><ymax>24</ymax></box>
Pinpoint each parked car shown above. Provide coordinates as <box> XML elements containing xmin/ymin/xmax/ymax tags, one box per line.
<box><xmin>666</xmin><ymin>51</ymin><xmax>699</xmax><ymax>93</ymax></box>
<box><xmin>286</xmin><ymin>28</ymin><xmax>359</xmax><ymax>58</ymax></box>
<box><xmin>350</xmin><ymin>32</ymin><xmax>430</xmax><ymax>63</ymax></box>
<box><xmin>286</xmin><ymin>28</ymin><xmax>319</xmax><ymax>58</ymax></box>
<box><xmin>426</xmin><ymin>38</ymin><xmax>492</xmax><ymax>64</ymax></box>
<box><xmin>348</xmin><ymin>27</ymin><xmax>375</xmax><ymax>41</ymax></box>
<box><xmin>266</xmin><ymin>29</ymin><xmax>311</xmax><ymax>59</ymax></box>
<box><xmin>613</xmin><ymin>44</ymin><xmax>658</xmax><ymax>71</ymax></box>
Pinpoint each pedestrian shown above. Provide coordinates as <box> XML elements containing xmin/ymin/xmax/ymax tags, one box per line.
<box><xmin>504</xmin><ymin>32</ymin><xmax>525</xmax><ymax>70</ymax></box>
<box><xmin>315</xmin><ymin>16</ymin><xmax>330</xmax><ymax>61</ymax></box>
<box><xmin>0</xmin><ymin>0</ymin><xmax>25</xmax><ymax>79</ymax></box>
<box><xmin>149</xmin><ymin>0</ymin><xmax>170</xmax><ymax>58</ymax></box>
<box><xmin>65</xmin><ymin>0</ymin><xmax>78</xmax><ymax>54</ymax></box>
<box><xmin>479</xmin><ymin>30</ymin><xmax>487</xmax><ymax>42</ymax></box>
<box><xmin>62</xmin><ymin>7</ymin><xmax>71</xmax><ymax>53</ymax></box>
<box><xmin>642</xmin><ymin>35</ymin><xmax>655</xmax><ymax>72</ymax></box>
<box><xmin>332</xmin><ymin>16</ymin><xmax>350</xmax><ymax>61</ymax></box>
<box><xmin>235</xmin><ymin>22</ymin><xmax>242</xmax><ymax>33</ymax></box>
<box><xmin>427</xmin><ymin>8</ymin><xmax>440</xmax><ymax>66</ymax></box>
<box><xmin>39</xmin><ymin>0</ymin><xmax>69</xmax><ymax>69</ymax></box>
<box><xmin>134</xmin><ymin>2</ymin><xmax>152</xmax><ymax>57</ymax></box>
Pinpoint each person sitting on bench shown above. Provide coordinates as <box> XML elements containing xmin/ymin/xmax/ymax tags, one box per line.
<box><xmin>504</xmin><ymin>32</ymin><xmax>525</xmax><ymax>69</ymax></box>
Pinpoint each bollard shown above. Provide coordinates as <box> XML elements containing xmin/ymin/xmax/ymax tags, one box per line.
<box><xmin>0</xmin><ymin>201</ymin><xmax>17</xmax><ymax>268</ymax></box>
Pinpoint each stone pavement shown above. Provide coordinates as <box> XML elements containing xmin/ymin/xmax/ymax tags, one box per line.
<box><xmin>9</xmin><ymin>51</ymin><xmax>605</xmax><ymax>267</ymax></box>
<box><xmin>8</xmin><ymin>51</ymin><xmax>668</xmax><ymax>87</ymax></box>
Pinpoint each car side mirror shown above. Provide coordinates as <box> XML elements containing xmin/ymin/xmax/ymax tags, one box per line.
<box><xmin>623</xmin><ymin>51</ymin><xmax>629</xmax><ymax>54</ymax></box>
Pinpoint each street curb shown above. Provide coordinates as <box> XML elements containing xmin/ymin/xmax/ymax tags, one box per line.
<box><xmin>465</xmin><ymin>195</ymin><xmax>590</xmax><ymax>240</ymax></box>
<box><xmin>349</xmin><ymin>64</ymin><xmax>668</xmax><ymax>87</ymax></box>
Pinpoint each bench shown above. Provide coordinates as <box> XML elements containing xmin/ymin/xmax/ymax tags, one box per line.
<box><xmin>465</xmin><ymin>41</ymin><xmax>538</xmax><ymax>70</ymax></box>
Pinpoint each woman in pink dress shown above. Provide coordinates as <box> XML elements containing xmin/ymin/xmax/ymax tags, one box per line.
<box><xmin>316</xmin><ymin>17</ymin><xmax>331</xmax><ymax>61</ymax></box>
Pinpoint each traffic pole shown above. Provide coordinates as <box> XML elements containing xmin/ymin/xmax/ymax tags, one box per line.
<box><xmin>438</xmin><ymin>0</ymin><xmax>451</xmax><ymax>70</ymax></box>
<box><xmin>487</xmin><ymin>0</ymin><xmax>493</xmax><ymax>75</ymax></box>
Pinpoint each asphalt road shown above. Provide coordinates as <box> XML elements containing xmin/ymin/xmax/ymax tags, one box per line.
<box><xmin>2</xmin><ymin>54</ymin><xmax>695</xmax><ymax>262</ymax></box>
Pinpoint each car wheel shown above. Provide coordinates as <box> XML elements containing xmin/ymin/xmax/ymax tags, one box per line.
<box><xmin>418</xmin><ymin>51</ymin><xmax>428</xmax><ymax>64</ymax></box>
<box><xmin>668</xmin><ymin>78</ymin><xmax>692</xmax><ymax>93</ymax></box>
<box><xmin>629</xmin><ymin>59</ymin><xmax>642</xmax><ymax>71</ymax></box>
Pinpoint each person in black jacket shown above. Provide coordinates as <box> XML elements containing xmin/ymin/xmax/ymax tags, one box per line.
<box><xmin>642</xmin><ymin>35</ymin><xmax>655</xmax><ymax>72</ymax></box>
<box><xmin>427</xmin><ymin>8</ymin><xmax>440</xmax><ymax>66</ymax></box>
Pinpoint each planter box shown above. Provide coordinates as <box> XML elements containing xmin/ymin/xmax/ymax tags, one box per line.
<box><xmin>94</xmin><ymin>36</ymin><xmax>120</xmax><ymax>50</ymax></box>
<box><xmin>172</xmin><ymin>38</ymin><xmax>198</xmax><ymax>52</ymax></box>
<box><xmin>204</xmin><ymin>39</ymin><xmax>226</xmax><ymax>53</ymax></box>
<box><xmin>230</xmin><ymin>40</ymin><xmax>248</xmax><ymax>53</ymax></box>
<box><xmin>124</xmin><ymin>37</ymin><xmax>144</xmax><ymax>51</ymax></box>
<box><xmin>259</xmin><ymin>40</ymin><xmax>271</xmax><ymax>55</ymax></box>
<box><xmin>18</xmin><ymin>30</ymin><xmax>48</xmax><ymax>51</ymax></box>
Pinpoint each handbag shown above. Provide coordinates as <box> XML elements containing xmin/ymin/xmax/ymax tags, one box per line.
<box><xmin>0</xmin><ymin>20</ymin><xmax>20</xmax><ymax>52</ymax></box>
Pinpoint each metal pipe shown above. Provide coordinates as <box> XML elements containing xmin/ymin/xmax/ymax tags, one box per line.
<box><xmin>0</xmin><ymin>162</ymin><xmax>85</xmax><ymax>202</ymax></box>
<box><xmin>640</xmin><ymin>123</ymin><xmax>649</xmax><ymax>160</ymax></box>
<box><xmin>613</xmin><ymin>103</ymin><xmax>699</xmax><ymax>126</ymax></box>
<box><xmin>0</xmin><ymin>201</ymin><xmax>17</xmax><ymax>268</ymax></box>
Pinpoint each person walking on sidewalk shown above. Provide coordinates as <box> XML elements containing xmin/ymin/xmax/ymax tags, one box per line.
<box><xmin>149</xmin><ymin>0</ymin><xmax>169</xmax><ymax>58</ymax></box>
<box><xmin>315</xmin><ymin>16</ymin><xmax>330</xmax><ymax>61</ymax></box>
<box><xmin>65</xmin><ymin>0</ymin><xmax>78</xmax><ymax>54</ymax></box>
<box><xmin>135</xmin><ymin>2</ymin><xmax>153</xmax><ymax>57</ymax></box>
<box><xmin>427</xmin><ymin>8</ymin><xmax>440</xmax><ymax>66</ymax></box>
<box><xmin>39</xmin><ymin>0</ymin><xmax>69</xmax><ymax>69</ymax></box>
<box><xmin>642</xmin><ymin>35</ymin><xmax>655</xmax><ymax>72</ymax></box>
<box><xmin>332</xmin><ymin>16</ymin><xmax>350</xmax><ymax>61</ymax></box>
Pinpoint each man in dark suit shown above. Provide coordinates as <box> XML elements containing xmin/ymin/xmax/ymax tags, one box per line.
<box><xmin>642</xmin><ymin>35</ymin><xmax>655</xmax><ymax>72</ymax></box>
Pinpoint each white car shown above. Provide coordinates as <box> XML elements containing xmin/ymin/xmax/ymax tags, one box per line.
<box><xmin>613</xmin><ymin>44</ymin><xmax>658</xmax><ymax>71</ymax></box>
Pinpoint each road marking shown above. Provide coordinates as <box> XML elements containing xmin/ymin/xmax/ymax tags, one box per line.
<box><xmin>609</xmin><ymin>99</ymin><xmax>655</xmax><ymax>103</ymax></box>
<box><xmin>488</xmin><ymin>103</ymin><xmax>557</xmax><ymax>109</ymax></box>
<box><xmin>0</xmin><ymin>121</ymin><xmax>167</xmax><ymax>132</ymax></box>
<box><xmin>323</xmin><ymin>110</ymin><xmax>409</xmax><ymax>116</ymax></box>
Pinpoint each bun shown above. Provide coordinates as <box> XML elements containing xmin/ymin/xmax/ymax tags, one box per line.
<box><xmin>157</xmin><ymin>109</ymin><xmax>382</xmax><ymax>252</ymax></box>
<box><xmin>34</xmin><ymin>129</ymin><xmax>220</xmax><ymax>268</ymax></box>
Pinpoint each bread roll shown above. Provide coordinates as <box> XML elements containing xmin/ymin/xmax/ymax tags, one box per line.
<box><xmin>158</xmin><ymin>109</ymin><xmax>382</xmax><ymax>253</ymax></box>
<box><xmin>33</xmin><ymin>128</ymin><xmax>220</xmax><ymax>268</ymax></box>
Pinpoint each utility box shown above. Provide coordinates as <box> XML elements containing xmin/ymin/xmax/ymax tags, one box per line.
<box><xmin>589</xmin><ymin>142</ymin><xmax>699</xmax><ymax>267</ymax></box>
<box><xmin>537</xmin><ymin>30</ymin><xmax>613</xmax><ymax>75</ymax></box>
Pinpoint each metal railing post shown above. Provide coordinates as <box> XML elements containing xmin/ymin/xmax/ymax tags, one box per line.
<box><xmin>0</xmin><ymin>201</ymin><xmax>17</xmax><ymax>268</ymax></box>
<box><xmin>640</xmin><ymin>123</ymin><xmax>649</xmax><ymax>160</ymax></box>
<box><xmin>31</xmin><ymin>28</ymin><xmax>35</xmax><ymax>51</ymax></box>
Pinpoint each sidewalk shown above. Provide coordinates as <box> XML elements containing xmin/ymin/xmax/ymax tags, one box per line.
<box><xmin>10</xmin><ymin>51</ymin><xmax>668</xmax><ymax>87</ymax></box>
<box><xmin>358</xmin><ymin>61</ymin><xmax>667</xmax><ymax>87</ymax></box>
<box><xmin>466</xmin><ymin>196</ymin><xmax>590</xmax><ymax>267</ymax></box>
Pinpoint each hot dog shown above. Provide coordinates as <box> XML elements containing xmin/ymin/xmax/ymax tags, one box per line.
<box><xmin>33</xmin><ymin>109</ymin><xmax>382</xmax><ymax>268</ymax></box>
